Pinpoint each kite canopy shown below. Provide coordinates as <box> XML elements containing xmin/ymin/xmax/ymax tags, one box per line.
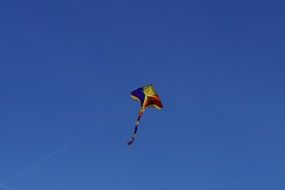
<box><xmin>131</xmin><ymin>84</ymin><xmax>163</xmax><ymax>111</ymax></box>
<box><xmin>127</xmin><ymin>84</ymin><xmax>163</xmax><ymax>145</ymax></box>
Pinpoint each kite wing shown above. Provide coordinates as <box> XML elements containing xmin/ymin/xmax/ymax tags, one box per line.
<box><xmin>127</xmin><ymin>84</ymin><xmax>163</xmax><ymax>145</ymax></box>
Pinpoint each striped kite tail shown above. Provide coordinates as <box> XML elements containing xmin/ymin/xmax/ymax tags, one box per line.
<box><xmin>127</xmin><ymin>110</ymin><xmax>144</xmax><ymax>146</ymax></box>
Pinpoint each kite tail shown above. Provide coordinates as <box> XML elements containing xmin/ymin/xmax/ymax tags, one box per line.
<box><xmin>127</xmin><ymin>110</ymin><xmax>144</xmax><ymax>145</ymax></box>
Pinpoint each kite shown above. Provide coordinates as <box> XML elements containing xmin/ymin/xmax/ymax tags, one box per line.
<box><xmin>127</xmin><ymin>84</ymin><xmax>163</xmax><ymax>145</ymax></box>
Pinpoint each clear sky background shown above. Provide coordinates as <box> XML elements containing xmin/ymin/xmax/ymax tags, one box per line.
<box><xmin>0</xmin><ymin>0</ymin><xmax>284</xmax><ymax>190</ymax></box>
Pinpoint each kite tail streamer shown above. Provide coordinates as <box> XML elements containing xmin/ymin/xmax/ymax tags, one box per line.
<box><xmin>127</xmin><ymin>110</ymin><xmax>144</xmax><ymax>145</ymax></box>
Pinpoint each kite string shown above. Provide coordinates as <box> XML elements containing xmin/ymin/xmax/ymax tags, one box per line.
<box><xmin>1</xmin><ymin>105</ymin><xmax>132</xmax><ymax>187</ymax></box>
<box><xmin>0</xmin><ymin>184</ymin><xmax>13</xmax><ymax>190</ymax></box>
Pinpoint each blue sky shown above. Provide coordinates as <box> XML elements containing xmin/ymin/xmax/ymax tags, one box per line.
<box><xmin>0</xmin><ymin>0</ymin><xmax>284</xmax><ymax>189</ymax></box>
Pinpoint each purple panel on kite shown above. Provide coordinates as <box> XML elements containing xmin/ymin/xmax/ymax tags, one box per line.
<box><xmin>131</xmin><ymin>87</ymin><xmax>145</xmax><ymax>104</ymax></box>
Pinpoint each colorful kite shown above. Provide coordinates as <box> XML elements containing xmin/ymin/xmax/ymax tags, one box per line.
<box><xmin>127</xmin><ymin>84</ymin><xmax>163</xmax><ymax>145</ymax></box>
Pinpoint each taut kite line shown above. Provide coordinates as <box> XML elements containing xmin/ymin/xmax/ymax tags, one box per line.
<box><xmin>127</xmin><ymin>84</ymin><xmax>163</xmax><ymax>145</ymax></box>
